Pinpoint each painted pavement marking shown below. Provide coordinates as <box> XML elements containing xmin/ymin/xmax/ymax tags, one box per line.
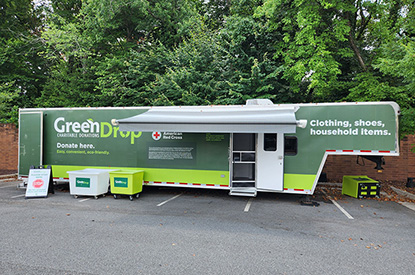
<box><xmin>244</xmin><ymin>198</ymin><xmax>253</xmax><ymax>212</ymax></box>
<box><xmin>79</xmin><ymin>198</ymin><xmax>91</xmax><ymax>203</ymax></box>
<box><xmin>321</xmin><ymin>189</ymin><xmax>354</xmax><ymax>220</ymax></box>
<box><xmin>157</xmin><ymin>193</ymin><xmax>183</xmax><ymax>207</ymax></box>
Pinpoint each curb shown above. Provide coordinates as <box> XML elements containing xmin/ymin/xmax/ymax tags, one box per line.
<box><xmin>0</xmin><ymin>173</ymin><xmax>17</xmax><ymax>179</ymax></box>
<box><xmin>318</xmin><ymin>182</ymin><xmax>342</xmax><ymax>188</ymax></box>
<box><xmin>0</xmin><ymin>174</ymin><xmax>18</xmax><ymax>182</ymax></box>
<box><xmin>397</xmin><ymin>201</ymin><xmax>415</xmax><ymax>211</ymax></box>
<box><xmin>390</xmin><ymin>186</ymin><xmax>415</xmax><ymax>200</ymax></box>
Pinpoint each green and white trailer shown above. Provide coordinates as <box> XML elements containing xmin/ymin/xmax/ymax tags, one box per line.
<box><xmin>18</xmin><ymin>100</ymin><xmax>400</xmax><ymax>197</ymax></box>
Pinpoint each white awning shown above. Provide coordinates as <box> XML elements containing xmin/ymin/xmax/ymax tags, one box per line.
<box><xmin>115</xmin><ymin>105</ymin><xmax>299</xmax><ymax>133</ymax></box>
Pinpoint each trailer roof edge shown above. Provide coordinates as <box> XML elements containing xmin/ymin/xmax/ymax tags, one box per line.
<box><xmin>19</xmin><ymin>101</ymin><xmax>401</xmax><ymax>116</ymax></box>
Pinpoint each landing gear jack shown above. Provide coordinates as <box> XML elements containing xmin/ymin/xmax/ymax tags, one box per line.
<box><xmin>300</xmin><ymin>195</ymin><xmax>320</xmax><ymax>207</ymax></box>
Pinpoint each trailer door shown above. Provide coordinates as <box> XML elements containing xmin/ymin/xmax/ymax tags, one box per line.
<box><xmin>256</xmin><ymin>133</ymin><xmax>284</xmax><ymax>191</ymax></box>
<box><xmin>18</xmin><ymin>112</ymin><xmax>43</xmax><ymax>176</ymax></box>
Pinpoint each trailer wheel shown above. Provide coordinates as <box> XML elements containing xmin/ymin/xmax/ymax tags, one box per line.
<box><xmin>129</xmin><ymin>195</ymin><xmax>133</xmax><ymax>201</ymax></box>
<box><xmin>136</xmin><ymin>194</ymin><xmax>140</xmax><ymax>199</ymax></box>
<box><xmin>94</xmin><ymin>196</ymin><xmax>98</xmax><ymax>200</ymax></box>
<box><xmin>74</xmin><ymin>195</ymin><xmax>78</xmax><ymax>199</ymax></box>
<box><xmin>113</xmin><ymin>194</ymin><xmax>117</xmax><ymax>199</ymax></box>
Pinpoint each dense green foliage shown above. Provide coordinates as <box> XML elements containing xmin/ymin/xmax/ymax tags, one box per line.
<box><xmin>0</xmin><ymin>0</ymin><xmax>48</xmax><ymax>124</ymax></box>
<box><xmin>1</xmin><ymin>0</ymin><xmax>414</xmax><ymax>135</ymax></box>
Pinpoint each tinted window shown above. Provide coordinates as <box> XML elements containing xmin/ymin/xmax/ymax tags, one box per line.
<box><xmin>233</xmin><ymin>133</ymin><xmax>255</xmax><ymax>151</ymax></box>
<box><xmin>264</xmin><ymin>134</ymin><xmax>277</xmax><ymax>151</ymax></box>
<box><xmin>284</xmin><ymin>136</ymin><xmax>298</xmax><ymax>156</ymax></box>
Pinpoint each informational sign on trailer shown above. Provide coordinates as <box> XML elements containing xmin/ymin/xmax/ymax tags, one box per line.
<box><xmin>25</xmin><ymin>169</ymin><xmax>51</xmax><ymax>198</ymax></box>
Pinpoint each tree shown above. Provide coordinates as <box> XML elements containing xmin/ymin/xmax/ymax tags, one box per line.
<box><xmin>256</xmin><ymin>0</ymin><xmax>415</xmax><ymax>134</ymax></box>
<box><xmin>0</xmin><ymin>0</ymin><xmax>47</xmax><ymax>123</ymax></box>
<box><xmin>345</xmin><ymin>0</ymin><xmax>415</xmax><ymax>135</ymax></box>
<box><xmin>39</xmin><ymin>0</ymin><xmax>202</xmax><ymax>108</ymax></box>
<box><xmin>124</xmin><ymin>1</ymin><xmax>293</xmax><ymax>107</ymax></box>
<box><xmin>219</xmin><ymin>14</ymin><xmax>295</xmax><ymax>103</ymax></box>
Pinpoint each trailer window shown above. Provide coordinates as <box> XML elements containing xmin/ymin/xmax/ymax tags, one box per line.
<box><xmin>233</xmin><ymin>133</ymin><xmax>255</xmax><ymax>151</ymax></box>
<box><xmin>284</xmin><ymin>136</ymin><xmax>297</xmax><ymax>156</ymax></box>
<box><xmin>264</xmin><ymin>134</ymin><xmax>277</xmax><ymax>151</ymax></box>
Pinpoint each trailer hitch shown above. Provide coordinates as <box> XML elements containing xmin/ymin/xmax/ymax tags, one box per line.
<box><xmin>300</xmin><ymin>195</ymin><xmax>320</xmax><ymax>207</ymax></box>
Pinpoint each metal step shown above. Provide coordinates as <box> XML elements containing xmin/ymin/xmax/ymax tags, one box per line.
<box><xmin>229</xmin><ymin>187</ymin><xmax>257</xmax><ymax>197</ymax></box>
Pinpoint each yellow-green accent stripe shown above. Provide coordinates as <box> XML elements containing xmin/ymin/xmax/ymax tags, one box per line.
<box><xmin>283</xmin><ymin>174</ymin><xmax>316</xmax><ymax>190</ymax></box>
<box><xmin>50</xmin><ymin>165</ymin><xmax>229</xmax><ymax>186</ymax></box>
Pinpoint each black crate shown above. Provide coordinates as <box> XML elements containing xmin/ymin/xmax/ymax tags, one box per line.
<box><xmin>358</xmin><ymin>182</ymin><xmax>380</xmax><ymax>198</ymax></box>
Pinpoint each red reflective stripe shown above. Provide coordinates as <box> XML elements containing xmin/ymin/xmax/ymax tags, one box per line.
<box><xmin>343</xmin><ymin>150</ymin><xmax>354</xmax><ymax>152</ymax></box>
<box><xmin>283</xmin><ymin>188</ymin><xmax>305</xmax><ymax>192</ymax></box>
<box><xmin>379</xmin><ymin>150</ymin><xmax>390</xmax><ymax>153</ymax></box>
<box><xmin>326</xmin><ymin>150</ymin><xmax>336</xmax><ymax>152</ymax></box>
<box><xmin>360</xmin><ymin>150</ymin><xmax>372</xmax><ymax>152</ymax></box>
<box><xmin>139</xmin><ymin>181</ymin><xmax>230</xmax><ymax>187</ymax></box>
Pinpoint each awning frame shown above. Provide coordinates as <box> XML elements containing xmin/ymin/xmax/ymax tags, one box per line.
<box><xmin>114</xmin><ymin>105</ymin><xmax>303</xmax><ymax>134</ymax></box>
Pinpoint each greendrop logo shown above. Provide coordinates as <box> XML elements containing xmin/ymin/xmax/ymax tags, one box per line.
<box><xmin>54</xmin><ymin>117</ymin><xmax>142</xmax><ymax>144</ymax></box>
<box><xmin>76</xmin><ymin>178</ymin><xmax>90</xmax><ymax>187</ymax></box>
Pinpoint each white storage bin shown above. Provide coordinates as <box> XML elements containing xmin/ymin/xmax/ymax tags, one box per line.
<box><xmin>68</xmin><ymin>169</ymin><xmax>118</xmax><ymax>199</ymax></box>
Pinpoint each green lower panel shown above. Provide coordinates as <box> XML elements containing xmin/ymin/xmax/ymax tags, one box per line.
<box><xmin>50</xmin><ymin>165</ymin><xmax>230</xmax><ymax>186</ymax></box>
<box><xmin>283</xmin><ymin>174</ymin><xmax>316</xmax><ymax>191</ymax></box>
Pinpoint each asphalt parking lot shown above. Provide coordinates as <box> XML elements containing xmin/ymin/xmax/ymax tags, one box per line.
<box><xmin>0</xmin><ymin>180</ymin><xmax>414</xmax><ymax>274</ymax></box>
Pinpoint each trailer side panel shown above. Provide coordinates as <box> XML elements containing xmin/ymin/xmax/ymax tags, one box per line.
<box><xmin>20</xmin><ymin>108</ymin><xmax>230</xmax><ymax>186</ymax></box>
<box><xmin>284</xmin><ymin>103</ymin><xmax>398</xmax><ymax>192</ymax></box>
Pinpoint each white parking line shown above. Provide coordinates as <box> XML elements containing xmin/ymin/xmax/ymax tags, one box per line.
<box><xmin>157</xmin><ymin>193</ymin><xmax>183</xmax><ymax>206</ymax></box>
<box><xmin>331</xmin><ymin>200</ymin><xmax>354</xmax><ymax>219</ymax></box>
<box><xmin>321</xmin><ymin>189</ymin><xmax>354</xmax><ymax>220</ymax></box>
<box><xmin>244</xmin><ymin>198</ymin><xmax>253</xmax><ymax>212</ymax></box>
<box><xmin>79</xmin><ymin>198</ymin><xmax>91</xmax><ymax>203</ymax></box>
<box><xmin>11</xmin><ymin>194</ymin><xmax>25</xmax><ymax>199</ymax></box>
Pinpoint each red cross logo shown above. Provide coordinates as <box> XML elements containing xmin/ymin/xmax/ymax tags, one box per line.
<box><xmin>152</xmin><ymin>131</ymin><xmax>161</xmax><ymax>140</ymax></box>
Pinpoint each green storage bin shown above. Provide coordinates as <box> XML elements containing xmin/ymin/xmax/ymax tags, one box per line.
<box><xmin>342</xmin><ymin>175</ymin><xmax>380</xmax><ymax>198</ymax></box>
<box><xmin>110</xmin><ymin>170</ymin><xmax>144</xmax><ymax>201</ymax></box>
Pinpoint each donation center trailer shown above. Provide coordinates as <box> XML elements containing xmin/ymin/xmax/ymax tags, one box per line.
<box><xmin>18</xmin><ymin>100</ymin><xmax>400</xmax><ymax>197</ymax></box>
